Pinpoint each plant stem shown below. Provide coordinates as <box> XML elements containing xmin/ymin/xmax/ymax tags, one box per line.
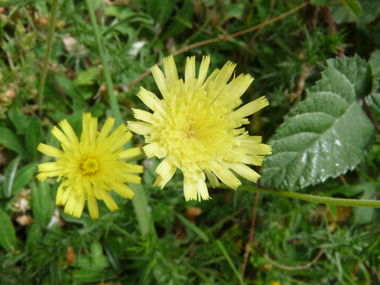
<box><xmin>234</xmin><ymin>184</ymin><xmax>380</xmax><ymax>208</ymax></box>
<box><xmin>129</xmin><ymin>183</ymin><xmax>154</xmax><ymax>237</ymax></box>
<box><xmin>216</xmin><ymin>240</ymin><xmax>245</xmax><ymax>285</ymax></box>
<box><xmin>86</xmin><ymin>0</ymin><xmax>153</xmax><ymax>237</ymax></box>
<box><xmin>38</xmin><ymin>0</ymin><xmax>59</xmax><ymax>116</ymax></box>
<box><xmin>86</xmin><ymin>0</ymin><xmax>122</xmax><ymax>126</ymax></box>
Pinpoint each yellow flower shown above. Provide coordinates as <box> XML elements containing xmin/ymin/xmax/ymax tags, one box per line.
<box><xmin>128</xmin><ymin>56</ymin><xmax>271</xmax><ymax>201</ymax></box>
<box><xmin>37</xmin><ymin>113</ymin><xmax>143</xmax><ymax>219</ymax></box>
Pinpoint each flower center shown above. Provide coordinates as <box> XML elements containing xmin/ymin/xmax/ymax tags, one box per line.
<box><xmin>81</xmin><ymin>158</ymin><xmax>99</xmax><ymax>174</ymax></box>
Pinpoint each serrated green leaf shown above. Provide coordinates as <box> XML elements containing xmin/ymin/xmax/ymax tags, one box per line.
<box><xmin>147</xmin><ymin>0</ymin><xmax>174</xmax><ymax>27</ymax></box>
<box><xmin>261</xmin><ymin>56</ymin><xmax>375</xmax><ymax>191</ymax></box>
<box><xmin>11</xmin><ymin>162</ymin><xmax>37</xmax><ymax>194</ymax></box>
<box><xmin>0</xmin><ymin>127</ymin><xmax>30</xmax><ymax>160</ymax></box>
<box><xmin>360</xmin><ymin>0</ymin><xmax>380</xmax><ymax>23</ymax></box>
<box><xmin>0</xmin><ymin>211</ymin><xmax>17</xmax><ymax>253</ymax></box>
<box><xmin>327</xmin><ymin>55</ymin><xmax>372</xmax><ymax>97</ymax></box>
<box><xmin>339</xmin><ymin>0</ymin><xmax>362</xmax><ymax>20</ymax></box>
<box><xmin>26</xmin><ymin>116</ymin><xmax>42</xmax><ymax>161</ymax></box>
<box><xmin>369</xmin><ymin>49</ymin><xmax>380</xmax><ymax>95</ymax></box>
<box><xmin>32</xmin><ymin>182</ymin><xmax>54</xmax><ymax>226</ymax></box>
<box><xmin>4</xmin><ymin>156</ymin><xmax>21</xmax><ymax>198</ymax></box>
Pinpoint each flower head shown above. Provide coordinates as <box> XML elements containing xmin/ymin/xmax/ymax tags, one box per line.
<box><xmin>37</xmin><ymin>113</ymin><xmax>143</xmax><ymax>219</ymax></box>
<box><xmin>128</xmin><ymin>56</ymin><xmax>271</xmax><ymax>201</ymax></box>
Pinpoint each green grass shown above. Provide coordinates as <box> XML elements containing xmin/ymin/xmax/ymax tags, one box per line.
<box><xmin>1</xmin><ymin>0</ymin><xmax>380</xmax><ymax>284</ymax></box>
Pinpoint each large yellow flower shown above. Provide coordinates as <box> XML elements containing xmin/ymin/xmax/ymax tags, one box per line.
<box><xmin>128</xmin><ymin>56</ymin><xmax>271</xmax><ymax>201</ymax></box>
<box><xmin>37</xmin><ymin>113</ymin><xmax>143</xmax><ymax>219</ymax></box>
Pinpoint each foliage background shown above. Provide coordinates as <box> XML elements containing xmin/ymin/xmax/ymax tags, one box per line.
<box><xmin>1</xmin><ymin>0</ymin><xmax>380</xmax><ymax>284</ymax></box>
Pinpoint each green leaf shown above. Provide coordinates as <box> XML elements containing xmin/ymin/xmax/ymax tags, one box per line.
<box><xmin>12</xmin><ymin>162</ymin><xmax>37</xmax><ymax>194</ymax></box>
<box><xmin>339</xmin><ymin>0</ymin><xmax>362</xmax><ymax>20</ymax></box>
<box><xmin>0</xmin><ymin>127</ymin><xmax>30</xmax><ymax>160</ymax></box>
<box><xmin>26</xmin><ymin>224</ymin><xmax>43</xmax><ymax>252</ymax></box>
<box><xmin>147</xmin><ymin>0</ymin><xmax>174</xmax><ymax>27</ymax></box>
<box><xmin>32</xmin><ymin>182</ymin><xmax>54</xmax><ymax>227</ymax></box>
<box><xmin>26</xmin><ymin>116</ymin><xmax>42</xmax><ymax>161</ymax></box>
<box><xmin>327</xmin><ymin>55</ymin><xmax>372</xmax><ymax>97</ymax></box>
<box><xmin>4</xmin><ymin>156</ymin><xmax>21</xmax><ymax>198</ymax></box>
<box><xmin>177</xmin><ymin>213</ymin><xmax>209</xmax><ymax>242</ymax></box>
<box><xmin>91</xmin><ymin>241</ymin><xmax>110</xmax><ymax>269</ymax></box>
<box><xmin>369</xmin><ymin>49</ymin><xmax>380</xmax><ymax>95</ymax></box>
<box><xmin>74</xmin><ymin>66</ymin><xmax>99</xmax><ymax>86</ymax></box>
<box><xmin>0</xmin><ymin>211</ymin><xmax>17</xmax><ymax>253</ymax></box>
<box><xmin>163</xmin><ymin>0</ymin><xmax>193</xmax><ymax>39</ymax></box>
<box><xmin>54</xmin><ymin>75</ymin><xmax>86</xmax><ymax>106</ymax></box>
<box><xmin>353</xmin><ymin>184</ymin><xmax>377</xmax><ymax>224</ymax></box>
<box><xmin>261</xmin><ymin>56</ymin><xmax>375</xmax><ymax>191</ymax></box>
<box><xmin>71</xmin><ymin>270</ymin><xmax>114</xmax><ymax>283</ymax></box>
<box><xmin>369</xmin><ymin>49</ymin><xmax>380</xmax><ymax>78</ymax></box>
<box><xmin>7</xmin><ymin>108</ymin><xmax>29</xmax><ymax>134</ymax></box>
<box><xmin>360</xmin><ymin>0</ymin><xmax>380</xmax><ymax>23</ymax></box>
<box><xmin>311</xmin><ymin>0</ymin><xmax>329</xmax><ymax>5</ymax></box>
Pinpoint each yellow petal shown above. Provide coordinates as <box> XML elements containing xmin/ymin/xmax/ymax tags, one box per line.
<box><xmin>151</xmin><ymin>65</ymin><xmax>168</xmax><ymax>97</ymax></box>
<box><xmin>137</xmin><ymin>87</ymin><xmax>162</xmax><ymax>112</ymax></box>
<box><xmin>124</xmin><ymin>164</ymin><xmax>144</xmax><ymax>173</ymax></box>
<box><xmin>119</xmin><ymin>147</ymin><xmax>141</xmax><ymax>159</ymax></box>
<box><xmin>98</xmin><ymin>116</ymin><xmax>115</xmax><ymax>142</ymax></box>
<box><xmin>227</xmin><ymin>162</ymin><xmax>260</xmax><ymax>183</ymax></box>
<box><xmin>73</xmin><ymin>195</ymin><xmax>86</xmax><ymax>218</ymax></box>
<box><xmin>241</xmin><ymin>154</ymin><xmax>264</xmax><ymax>166</ymax></box>
<box><xmin>56</xmin><ymin>183</ymin><xmax>65</xmax><ymax>205</ymax></box>
<box><xmin>155</xmin><ymin>159</ymin><xmax>177</xmax><ymax>188</ymax></box>
<box><xmin>110</xmin><ymin>131</ymin><xmax>133</xmax><ymax>152</ymax></box>
<box><xmin>196</xmin><ymin>55</ymin><xmax>210</xmax><ymax>88</ymax></box>
<box><xmin>132</xmin><ymin>109</ymin><xmax>155</xmax><ymax>124</ymax></box>
<box><xmin>98</xmin><ymin>188</ymin><xmax>118</xmax><ymax>212</ymax></box>
<box><xmin>59</xmin><ymin>119</ymin><xmax>78</xmax><ymax>143</ymax></box>
<box><xmin>245</xmin><ymin>144</ymin><xmax>272</xmax><ymax>155</ymax></box>
<box><xmin>88</xmin><ymin>195</ymin><xmax>99</xmax><ymax>219</ymax></box>
<box><xmin>204</xmin><ymin>169</ymin><xmax>219</xmax><ymax>188</ymax></box>
<box><xmin>37</xmin><ymin>143</ymin><xmax>64</xmax><ymax>158</ymax></box>
<box><xmin>235</xmin><ymin>96</ymin><xmax>269</xmax><ymax>118</ymax></box>
<box><xmin>38</xmin><ymin>162</ymin><xmax>61</xmax><ymax>172</ymax></box>
<box><xmin>163</xmin><ymin>55</ymin><xmax>178</xmax><ymax>89</ymax></box>
<box><xmin>196</xmin><ymin>179</ymin><xmax>210</xmax><ymax>201</ymax></box>
<box><xmin>89</xmin><ymin>116</ymin><xmax>98</xmax><ymax>143</ymax></box>
<box><xmin>211</xmin><ymin>162</ymin><xmax>241</xmax><ymax>190</ymax></box>
<box><xmin>124</xmin><ymin>174</ymin><xmax>141</xmax><ymax>184</ymax></box>
<box><xmin>51</xmin><ymin>126</ymin><xmax>71</xmax><ymax>146</ymax></box>
<box><xmin>184</xmin><ymin>177</ymin><xmax>197</xmax><ymax>201</ymax></box>
<box><xmin>214</xmin><ymin>61</ymin><xmax>236</xmax><ymax>88</ymax></box>
<box><xmin>127</xmin><ymin>122</ymin><xmax>153</xmax><ymax>135</ymax></box>
<box><xmin>112</xmin><ymin>182</ymin><xmax>135</xmax><ymax>199</ymax></box>
<box><xmin>185</xmin><ymin>56</ymin><xmax>196</xmax><ymax>83</ymax></box>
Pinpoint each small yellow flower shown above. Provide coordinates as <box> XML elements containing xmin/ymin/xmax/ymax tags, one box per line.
<box><xmin>128</xmin><ymin>56</ymin><xmax>271</xmax><ymax>201</ymax></box>
<box><xmin>37</xmin><ymin>113</ymin><xmax>143</xmax><ymax>219</ymax></box>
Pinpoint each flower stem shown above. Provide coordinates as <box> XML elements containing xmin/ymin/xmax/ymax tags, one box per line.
<box><xmin>86</xmin><ymin>0</ymin><xmax>153</xmax><ymax>237</ymax></box>
<box><xmin>235</xmin><ymin>185</ymin><xmax>380</xmax><ymax>208</ymax></box>
<box><xmin>38</xmin><ymin>0</ymin><xmax>59</xmax><ymax>116</ymax></box>
<box><xmin>85</xmin><ymin>0</ymin><xmax>122</xmax><ymax>126</ymax></box>
<box><xmin>129</xmin><ymin>183</ymin><xmax>154</xmax><ymax>237</ymax></box>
